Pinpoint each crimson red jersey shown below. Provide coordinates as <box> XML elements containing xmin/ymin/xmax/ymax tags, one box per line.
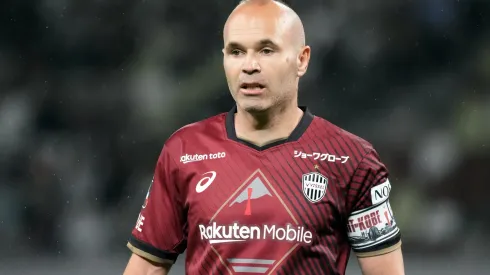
<box><xmin>127</xmin><ymin>106</ymin><xmax>401</xmax><ymax>275</ymax></box>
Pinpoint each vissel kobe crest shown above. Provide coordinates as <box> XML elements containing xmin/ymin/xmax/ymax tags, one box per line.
<box><xmin>302</xmin><ymin>172</ymin><xmax>328</xmax><ymax>203</ymax></box>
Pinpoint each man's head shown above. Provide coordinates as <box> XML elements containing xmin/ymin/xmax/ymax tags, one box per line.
<box><xmin>222</xmin><ymin>0</ymin><xmax>310</xmax><ymax>114</ymax></box>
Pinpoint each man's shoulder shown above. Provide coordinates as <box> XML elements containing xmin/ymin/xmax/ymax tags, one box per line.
<box><xmin>311</xmin><ymin>115</ymin><xmax>375</xmax><ymax>154</ymax></box>
<box><xmin>165</xmin><ymin>112</ymin><xmax>227</xmax><ymax>146</ymax></box>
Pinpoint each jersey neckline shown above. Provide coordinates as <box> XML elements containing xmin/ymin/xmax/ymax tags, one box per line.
<box><xmin>225</xmin><ymin>105</ymin><xmax>314</xmax><ymax>151</ymax></box>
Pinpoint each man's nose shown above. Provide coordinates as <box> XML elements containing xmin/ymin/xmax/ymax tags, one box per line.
<box><xmin>242</xmin><ymin>56</ymin><xmax>261</xmax><ymax>74</ymax></box>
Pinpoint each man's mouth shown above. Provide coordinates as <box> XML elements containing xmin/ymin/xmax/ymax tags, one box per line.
<box><xmin>240</xmin><ymin>83</ymin><xmax>265</xmax><ymax>90</ymax></box>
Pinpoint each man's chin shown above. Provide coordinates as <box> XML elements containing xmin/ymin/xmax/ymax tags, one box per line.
<box><xmin>238</xmin><ymin>102</ymin><xmax>271</xmax><ymax>114</ymax></box>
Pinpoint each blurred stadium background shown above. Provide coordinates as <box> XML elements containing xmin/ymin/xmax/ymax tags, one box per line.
<box><xmin>0</xmin><ymin>0</ymin><xmax>489</xmax><ymax>274</ymax></box>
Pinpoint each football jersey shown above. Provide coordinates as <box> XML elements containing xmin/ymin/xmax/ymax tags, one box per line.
<box><xmin>127</xmin><ymin>106</ymin><xmax>401</xmax><ymax>275</ymax></box>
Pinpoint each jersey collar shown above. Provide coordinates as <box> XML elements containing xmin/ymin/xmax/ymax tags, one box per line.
<box><xmin>225</xmin><ymin>105</ymin><xmax>314</xmax><ymax>151</ymax></box>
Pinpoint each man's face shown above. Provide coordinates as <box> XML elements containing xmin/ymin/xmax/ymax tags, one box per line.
<box><xmin>223</xmin><ymin>13</ymin><xmax>300</xmax><ymax>113</ymax></box>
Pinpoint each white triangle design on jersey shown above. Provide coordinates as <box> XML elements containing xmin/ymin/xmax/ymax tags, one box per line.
<box><xmin>229</xmin><ymin>177</ymin><xmax>272</xmax><ymax>207</ymax></box>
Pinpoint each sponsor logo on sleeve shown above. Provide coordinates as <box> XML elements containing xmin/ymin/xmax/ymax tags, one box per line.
<box><xmin>142</xmin><ymin>177</ymin><xmax>153</xmax><ymax>209</ymax></box>
<box><xmin>370</xmin><ymin>179</ymin><xmax>391</xmax><ymax>205</ymax></box>
<box><xmin>135</xmin><ymin>213</ymin><xmax>145</xmax><ymax>232</ymax></box>
<box><xmin>346</xmin><ymin>200</ymin><xmax>399</xmax><ymax>250</ymax></box>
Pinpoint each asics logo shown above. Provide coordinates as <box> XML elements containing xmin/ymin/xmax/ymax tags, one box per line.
<box><xmin>196</xmin><ymin>171</ymin><xmax>217</xmax><ymax>193</ymax></box>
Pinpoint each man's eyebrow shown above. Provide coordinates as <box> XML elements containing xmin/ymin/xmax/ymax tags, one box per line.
<box><xmin>225</xmin><ymin>42</ymin><xmax>242</xmax><ymax>51</ymax></box>
<box><xmin>256</xmin><ymin>39</ymin><xmax>278</xmax><ymax>48</ymax></box>
<box><xmin>225</xmin><ymin>39</ymin><xmax>279</xmax><ymax>50</ymax></box>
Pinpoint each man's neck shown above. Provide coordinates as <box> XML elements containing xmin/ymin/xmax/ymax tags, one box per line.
<box><xmin>235</xmin><ymin>103</ymin><xmax>304</xmax><ymax>147</ymax></box>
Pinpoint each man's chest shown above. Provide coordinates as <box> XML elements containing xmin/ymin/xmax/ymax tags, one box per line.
<box><xmin>179</xmin><ymin>146</ymin><xmax>349</xmax><ymax>237</ymax></box>
<box><xmin>176</xmin><ymin>144</ymin><xmax>352</xmax><ymax>274</ymax></box>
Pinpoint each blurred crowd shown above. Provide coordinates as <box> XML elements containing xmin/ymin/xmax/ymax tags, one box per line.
<box><xmin>0</xmin><ymin>0</ymin><xmax>488</xmax><ymax>262</ymax></box>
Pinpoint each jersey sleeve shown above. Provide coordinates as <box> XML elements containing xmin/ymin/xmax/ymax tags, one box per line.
<box><xmin>345</xmin><ymin>149</ymin><xmax>401</xmax><ymax>257</ymax></box>
<box><xmin>127</xmin><ymin>145</ymin><xmax>186</xmax><ymax>264</ymax></box>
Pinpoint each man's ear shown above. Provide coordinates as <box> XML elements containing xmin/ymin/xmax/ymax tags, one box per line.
<box><xmin>297</xmin><ymin>45</ymin><xmax>311</xmax><ymax>77</ymax></box>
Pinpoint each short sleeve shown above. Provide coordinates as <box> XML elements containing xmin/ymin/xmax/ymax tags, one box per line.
<box><xmin>127</xmin><ymin>145</ymin><xmax>186</xmax><ymax>264</ymax></box>
<box><xmin>346</xmin><ymin>149</ymin><xmax>401</xmax><ymax>257</ymax></box>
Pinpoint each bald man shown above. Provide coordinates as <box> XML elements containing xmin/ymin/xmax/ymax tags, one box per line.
<box><xmin>123</xmin><ymin>1</ymin><xmax>404</xmax><ymax>274</ymax></box>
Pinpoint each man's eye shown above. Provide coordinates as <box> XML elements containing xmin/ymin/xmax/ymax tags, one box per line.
<box><xmin>231</xmin><ymin>49</ymin><xmax>242</xmax><ymax>56</ymax></box>
<box><xmin>261</xmin><ymin>48</ymin><xmax>274</xmax><ymax>55</ymax></box>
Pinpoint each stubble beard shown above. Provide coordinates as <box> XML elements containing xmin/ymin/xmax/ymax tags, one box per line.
<box><xmin>236</xmin><ymin>91</ymin><xmax>278</xmax><ymax>114</ymax></box>
<box><xmin>236</xmin><ymin>88</ymin><xmax>296</xmax><ymax>117</ymax></box>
